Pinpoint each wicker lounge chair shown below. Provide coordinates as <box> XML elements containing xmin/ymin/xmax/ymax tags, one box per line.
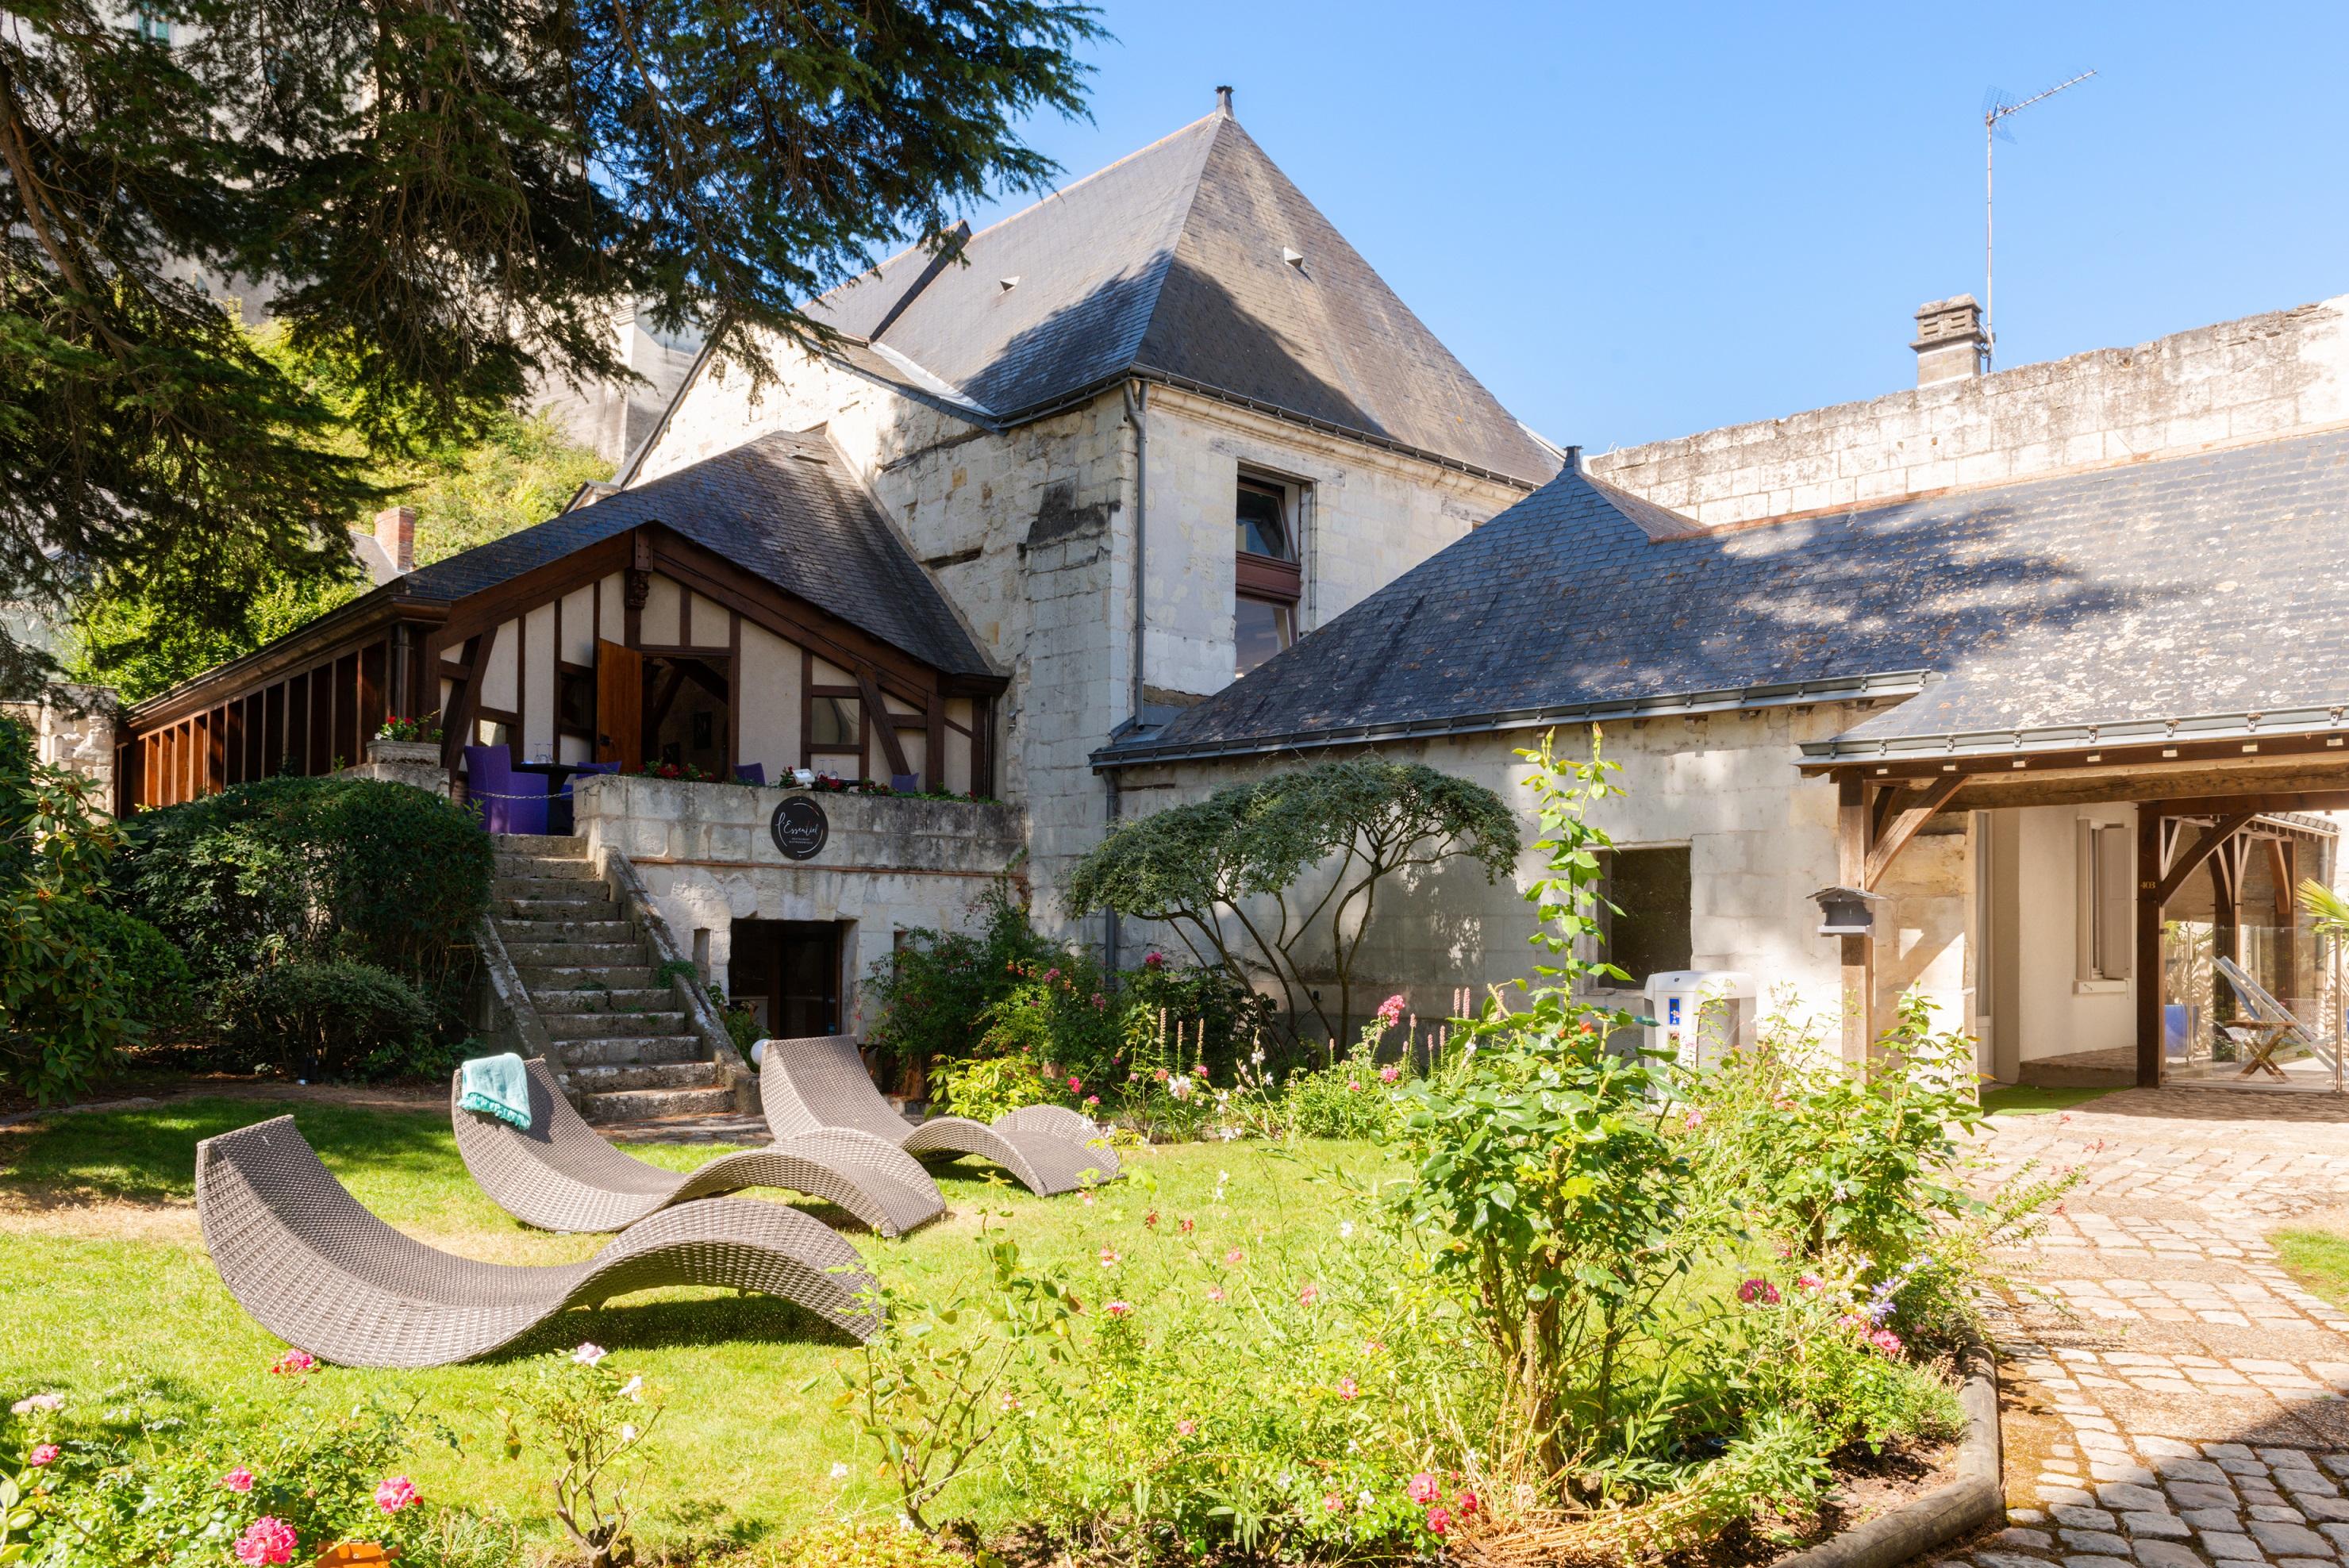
<box><xmin>760</xmin><ymin>1035</ymin><xmax>1119</xmax><ymax>1197</ymax></box>
<box><xmin>198</xmin><ymin>1115</ymin><xmax>879</xmax><ymax>1366</ymax></box>
<box><xmin>452</xmin><ymin>1059</ymin><xmax>944</xmax><ymax>1237</ymax></box>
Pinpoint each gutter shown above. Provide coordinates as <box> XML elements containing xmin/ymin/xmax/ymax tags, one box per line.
<box><xmin>1798</xmin><ymin>699</ymin><xmax>2349</xmax><ymax>765</ymax></box>
<box><xmin>1092</xmin><ymin>671</ymin><xmax>1930</xmax><ymax>771</ymax></box>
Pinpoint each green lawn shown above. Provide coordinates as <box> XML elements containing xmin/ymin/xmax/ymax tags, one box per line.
<box><xmin>1978</xmin><ymin>1085</ymin><xmax>2119</xmax><ymax>1116</ymax></box>
<box><xmin>0</xmin><ymin>1097</ymin><xmax>1390</xmax><ymax>1555</ymax></box>
<box><xmin>2273</xmin><ymin>1226</ymin><xmax>2349</xmax><ymax>1310</ymax></box>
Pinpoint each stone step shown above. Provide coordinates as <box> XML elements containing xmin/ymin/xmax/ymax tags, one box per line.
<box><xmin>505</xmin><ymin>940</ymin><xmax>646</xmax><ymax>968</ymax></box>
<box><xmin>542</xmin><ymin>1009</ymin><xmax>689</xmax><ymax>1041</ymax></box>
<box><xmin>498</xmin><ymin>916</ymin><xmax>634</xmax><ymax>943</ymax></box>
<box><xmin>495</xmin><ymin>874</ymin><xmax>609</xmax><ymax>900</ymax></box>
<box><xmin>558</xmin><ymin>1035</ymin><xmax>706</xmax><ymax>1068</ymax></box>
<box><xmin>498</xmin><ymin>894</ymin><xmax>621</xmax><ymax>920</ymax></box>
<box><xmin>527</xmin><ymin>986</ymin><xmax>675</xmax><ymax>1015</ymax></box>
<box><xmin>576</xmin><ymin>1084</ymin><xmax>737</xmax><ymax>1123</ymax></box>
<box><xmin>525</xmin><ymin>967</ymin><xmax>662</xmax><ymax>993</ymax></box>
<box><xmin>494</xmin><ymin>835</ymin><xmax>588</xmax><ymax>862</ymax></box>
<box><xmin>566</xmin><ymin>1060</ymin><xmax>718</xmax><ymax>1094</ymax></box>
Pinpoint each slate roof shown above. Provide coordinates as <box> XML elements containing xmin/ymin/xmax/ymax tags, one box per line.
<box><xmin>404</xmin><ymin>431</ymin><xmax>993</xmax><ymax>678</ymax></box>
<box><xmin>804</xmin><ymin>103</ymin><xmax>1561</xmax><ymax>486</ymax></box>
<box><xmin>1101</xmin><ymin>427</ymin><xmax>2349</xmax><ymax>763</ymax></box>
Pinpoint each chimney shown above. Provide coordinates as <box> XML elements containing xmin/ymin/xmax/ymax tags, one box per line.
<box><xmin>1214</xmin><ymin>84</ymin><xmax>1235</xmax><ymax>116</ymax></box>
<box><xmin>374</xmin><ymin>505</ymin><xmax>415</xmax><ymax>575</ymax></box>
<box><xmin>1911</xmin><ymin>295</ymin><xmax>1986</xmax><ymax>386</ymax></box>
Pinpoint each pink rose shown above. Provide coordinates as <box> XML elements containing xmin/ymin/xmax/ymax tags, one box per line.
<box><xmin>1224</xmin><ymin>1248</ymin><xmax>1244</xmax><ymax>1265</ymax></box>
<box><xmin>1868</xmin><ymin>1328</ymin><xmax>1905</xmax><ymax>1358</ymax></box>
<box><xmin>1336</xmin><ymin>1377</ymin><xmax>1358</xmax><ymax>1400</ymax></box>
<box><xmin>1426</xmin><ymin>1505</ymin><xmax>1453</xmax><ymax>1535</ymax></box>
<box><xmin>27</xmin><ymin>1443</ymin><xmax>59</xmax><ymax>1467</ymax></box>
<box><xmin>221</xmin><ymin>1466</ymin><xmax>256</xmax><ymax>1493</ymax></box>
<box><xmin>1206</xmin><ymin>1286</ymin><xmax>1225</xmax><ymax>1303</ymax></box>
<box><xmin>1345</xmin><ymin>1080</ymin><xmax>1362</xmax><ymax>1093</ymax></box>
<box><xmin>1153</xmin><ymin>1067</ymin><xmax>1169</xmax><ymax>1082</ymax></box>
<box><xmin>1298</xmin><ymin>1283</ymin><xmax>1321</xmax><ymax>1305</ymax></box>
<box><xmin>1194</xmin><ymin>1063</ymin><xmax>1209</xmax><ymax>1078</ymax></box>
<box><xmin>233</xmin><ymin>1516</ymin><xmax>299</xmax><ymax>1566</ymax></box>
<box><xmin>1144</xmin><ymin>951</ymin><xmax>1164</xmax><ymax>970</ymax></box>
<box><xmin>1736</xmin><ymin>1278</ymin><xmax>1781</xmax><ymax>1305</ymax></box>
<box><xmin>1104</xmin><ymin>1301</ymin><xmax>1132</xmax><ymax>1318</ymax></box>
<box><xmin>1407</xmin><ymin>1472</ymin><xmax>1440</xmax><ymax>1505</ymax></box>
<box><xmin>1797</xmin><ymin>1273</ymin><xmax>1824</xmax><ymax>1292</ymax></box>
<box><xmin>1458</xmin><ymin>1487</ymin><xmax>1481</xmax><ymax>1515</ymax></box>
<box><xmin>1098</xmin><ymin>1247</ymin><xmax>1120</xmax><ymax>1267</ymax></box>
<box><xmin>269</xmin><ymin>1350</ymin><xmax>314</xmax><ymax>1375</ymax></box>
<box><xmin>375</xmin><ymin>1475</ymin><xmax>419</xmax><ymax>1512</ymax></box>
<box><xmin>1379</xmin><ymin>1066</ymin><xmax>1399</xmax><ymax>1083</ymax></box>
<box><xmin>1324</xmin><ymin>1492</ymin><xmax>1344</xmax><ymax>1512</ymax></box>
<box><xmin>1175</xmin><ymin>1419</ymin><xmax>1196</xmax><ymax>1436</ymax></box>
<box><xmin>1084</xmin><ymin>1094</ymin><xmax>1099</xmax><ymax>1107</ymax></box>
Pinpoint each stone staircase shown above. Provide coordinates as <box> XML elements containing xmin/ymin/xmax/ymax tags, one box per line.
<box><xmin>490</xmin><ymin>836</ymin><xmax>736</xmax><ymax>1122</ymax></box>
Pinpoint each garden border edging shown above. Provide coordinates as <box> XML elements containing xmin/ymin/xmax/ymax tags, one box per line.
<box><xmin>1770</xmin><ymin>1343</ymin><xmax>2001</xmax><ymax>1568</ymax></box>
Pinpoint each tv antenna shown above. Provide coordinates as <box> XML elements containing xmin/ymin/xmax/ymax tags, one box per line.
<box><xmin>1983</xmin><ymin>70</ymin><xmax>2095</xmax><ymax>368</ymax></box>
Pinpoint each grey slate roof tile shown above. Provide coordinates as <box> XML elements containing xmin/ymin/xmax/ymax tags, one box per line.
<box><xmin>403</xmin><ymin>430</ymin><xmax>991</xmax><ymax>678</ymax></box>
<box><xmin>1127</xmin><ymin>428</ymin><xmax>2349</xmax><ymax>755</ymax></box>
<box><xmin>807</xmin><ymin>106</ymin><xmax>1559</xmax><ymax>486</ymax></box>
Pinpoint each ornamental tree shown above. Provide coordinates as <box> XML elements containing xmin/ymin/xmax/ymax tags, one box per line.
<box><xmin>0</xmin><ymin>0</ymin><xmax>1101</xmax><ymax>695</ymax></box>
<box><xmin>1064</xmin><ymin>758</ymin><xmax>1517</xmax><ymax>1047</ymax></box>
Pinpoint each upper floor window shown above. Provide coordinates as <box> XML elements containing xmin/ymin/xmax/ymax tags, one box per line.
<box><xmin>1234</xmin><ymin>475</ymin><xmax>1303</xmax><ymax>678</ymax></box>
<box><xmin>134</xmin><ymin>8</ymin><xmax>172</xmax><ymax>42</ymax></box>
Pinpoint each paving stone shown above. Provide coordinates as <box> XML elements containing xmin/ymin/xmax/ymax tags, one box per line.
<box><xmin>2134</xmin><ymin>1543</ymin><xmax>2213</xmax><ymax>1568</ymax></box>
<box><xmin>2289</xmin><ymin>1473</ymin><xmax>2347</xmax><ymax>1499</ymax></box>
<box><xmin>2061</xmin><ymin>1555</ymin><xmax>2134</xmax><ymax>1568</ymax></box>
<box><xmin>2309</xmin><ymin>1501</ymin><xmax>2349</xmax><ymax>1524</ymax></box>
<box><xmin>2229</xmin><ymin>1459</ymin><xmax>2282</xmax><ymax>1477</ymax></box>
<box><xmin>2320</xmin><ymin>1524</ymin><xmax>2349</xmax><ymax>1552</ymax></box>
<box><xmin>2205</xmin><ymin>1535</ymin><xmax>2266</xmax><ymax>1562</ymax></box>
<box><xmin>2282</xmin><ymin>1560</ymin><xmax>2336</xmax><ymax>1568</ymax></box>
<box><xmin>2080</xmin><ymin>1431</ymin><xmax>2132</xmax><ymax>1451</ymax></box>
<box><xmin>2104</xmin><ymin>1485</ymin><xmax>2176</xmax><ymax>1512</ymax></box>
<box><xmin>2326</xmin><ymin>1457</ymin><xmax>2349</xmax><ymax>1479</ymax></box>
<box><xmin>2043</xmin><ymin>1486</ymin><xmax>2098</xmax><ymax>1508</ymax></box>
<box><xmin>2055</xmin><ymin>1507</ymin><xmax>2120</xmax><ymax>1531</ymax></box>
<box><xmin>1980</xmin><ymin>1554</ymin><xmax>2060</xmax><ymax>1568</ymax></box>
<box><xmin>2257</xmin><ymin>1506</ymin><xmax>2315</xmax><ymax>1524</ymax></box>
<box><xmin>2001</xmin><ymin>1528</ymin><xmax>2057</xmax><ymax>1550</ymax></box>
<box><xmin>2192</xmin><ymin>1508</ymin><xmax>2253</xmax><ymax>1531</ymax></box>
<box><xmin>2097</xmin><ymin>1463</ymin><xmax>2165</xmax><ymax>1488</ymax></box>
<box><xmin>2270</xmin><ymin>1451</ymin><xmax>2325</xmax><ymax>1471</ymax></box>
<box><xmin>2011</xmin><ymin>1510</ymin><xmax>2050</xmax><ymax>1525</ymax></box>
<box><xmin>2124</xmin><ymin>1512</ymin><xmax>2190</xmax><ymax>1539</ymax></box>
<box><xmin>2213</xmin><ymin>1447</ymin><xmax>2262</xmax><ymax>1462</ymax></box>
<box><xmin>2179</xmin><ymin>1484</ymin><xmax>2250</xmax><ymax>1508</ymax></box>
<box><xmin>2250</xmin><ymin>1521</ymin><xmax>2336</xmax><ymax>1557</ymax></box>
<box><xmin>2141</xmin><ymin>1438</ymin><xmax>2205</xmax><ymax>1458</ymax></box>
<box><xmin>2166</xmin><ymin>1460</ymin><xmax>2240</xmax><ymax>1484</ymax></box>
<box><xmin>2062</xmin><ymin>1530</ymin><xmax>2132</xmax><ymax>1553</ymax></box>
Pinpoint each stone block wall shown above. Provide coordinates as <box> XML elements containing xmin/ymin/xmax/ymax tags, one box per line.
<box><xmin>1589</xmin><ymin>294</ymin><xmax>2349</xmax><ymax>527</ymax></box>
<box><xmin>573</xmin><ymin>774</ymin><xmax>1027</xmax><ymax>1030</ymax></box>
<box><xmin>2</xmin><ymin>685</ymin><xmax>117</xmax><ymax>805</ymax></box>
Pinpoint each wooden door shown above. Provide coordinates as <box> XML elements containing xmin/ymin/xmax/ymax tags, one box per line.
<box><xmin>595</xmin><ymin>640</ymin><xmax>642</xmax><ymax>770</ymax></box>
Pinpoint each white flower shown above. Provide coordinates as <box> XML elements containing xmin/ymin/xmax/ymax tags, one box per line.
<box><xmin>617</xmin><ymin>1376</ymin><xmax>642</xmax><ymax>1401</ymax></box>
<box><xmin>1338</xmin><ymin>1220</ymin><xmax>1355</xmax><ymax>1239</ymax></box>
<box><xmin>829</xmin><ymin>1462</ymin><xmax>849</xmax><ymax>1481</ymax></box>
<box><xmin>572</xmin><ymin>1343</ymin><xmax>606</xmax><ymax>1366</ymax></box>
<box><xmin>619</xmin><ymin>1423</ymin><xmax>638</xmax><ymax>1443</ymax></box>
<box><xmin>897</xmin><ymin>1513</ymin><xmax>916</xmax><ymax>1531</ymax></box>
<box><xmin>1250</xmin><ymin>1049</ymin><xmax>1264</xmax><ymax>1065</ymax></box>
<box><xmin>10</xmin><ymin>1393</ymin><xmax>62</xmax><ymax>1415</ymax></box>
<box><xmin>1357</xmin><ymin>1490</ymin><xmax>1374</xmax><ymax>1511</ymax></box>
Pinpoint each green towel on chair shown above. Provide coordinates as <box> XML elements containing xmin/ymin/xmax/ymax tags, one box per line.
<box><xmin>459</xmin><ymin>1053</ymin><xmax>534</xmax><ymax>1129</ymax></box>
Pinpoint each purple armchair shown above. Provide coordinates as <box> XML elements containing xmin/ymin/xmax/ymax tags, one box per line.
<box><xmin>462</xmin><ymin>745</ymin><xmax>548</xmax><ymax>836</ymax></box>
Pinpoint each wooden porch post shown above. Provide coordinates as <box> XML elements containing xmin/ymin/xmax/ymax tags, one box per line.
<box><xmin>2135</xmin><ymin>807</ymin><xmax>2164</xmax><ymax>1088</ymax></box>
<box><xmin>1837</xmin><ymin>772</ymin><xmax>1872</xmax><ymax>1065</ymax></box>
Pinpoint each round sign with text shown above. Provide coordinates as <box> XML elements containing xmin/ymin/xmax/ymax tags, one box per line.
<box><xmin>770</xmin><ymin>796</ymin><xmax>829</xmax><ymax>861</ymax></box>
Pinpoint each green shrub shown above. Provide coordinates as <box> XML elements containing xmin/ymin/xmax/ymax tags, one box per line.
<box><xmin>119</xmin><ymin>775</ymin><xmax>493</xmax><ymax>996</ymax></box>
<box><xmin>863</xmin><ymin>881</ymin><xmax>1062</xmax><ymax>1087</ymax></box>
<box><xmin>932</xmin><ymin>1051</ymin><xmax>1058</xmax><ymax>1121</ymax></box>
<box><xmin>0</xmin><ymin>717</ymin><xmax>135</xmax><ymax>1102</ymax></box>
<box><xmin>216</xmin><ymin>960</ymin><xmax>438</xmax><ymax>1079</ymax></box>
<box><xmin>81</xmin><ymin>905</ymin><xmax>196</xmax><ymax>1039</ymax></box>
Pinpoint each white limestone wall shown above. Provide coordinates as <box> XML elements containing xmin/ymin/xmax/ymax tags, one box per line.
<box><xmin>2005</xmin><ymin>801</ymin><xmax>2139</xmax><ymax>1064</ymax></box>
<box><xmin>1</xmin><ymin>685</ymin><xmax>118</xmax><ymax>804</ymax></box>
<box><xmin>1139</xmin><ymin>389</ymin><xmax>1528</xmax><ymax>701</ymax></box>
<box><xmin>1109</xmin><ymin>701</ymin><xmax>1970</xmax><ymax>1047</ymax></box>
<box><xmin>1589</xmin><ymin>294</ymin><xmax>2349</xmax><ymax>528</ymax></box>
<box><xmin>574</xmin><ymin>774</ymin><xmax>1025</xmax><ymax>1030</ymax></box>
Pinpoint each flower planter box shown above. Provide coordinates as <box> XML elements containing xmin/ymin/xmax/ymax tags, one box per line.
<box><xmin>315</xmin><ymin>1545</ymin><xmax>399</xmax><ymax>1566</ymax></box>
<box><xmin>366</xmin><ymin>738</ymin><xmax>442</xmax><ymax>767</ymax></box>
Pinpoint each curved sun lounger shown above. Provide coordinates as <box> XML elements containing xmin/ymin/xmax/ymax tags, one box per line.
<box><xmin>198</xmin><ymin>1115</ymin><xmax>879</xmax><ymax>1366</ymax></box>
<box><xmin>759</xmin><ymin>1035</ymin><xmax>1119</xmax><ymax>1197</ymax></box>
<box><xmin>450</xmin><ymin>1059</ymin><xmax>944</xmax><ymax>1237</ymax></box>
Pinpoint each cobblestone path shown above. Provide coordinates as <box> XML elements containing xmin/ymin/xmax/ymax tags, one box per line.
<box><xmin>1947</xmin><ymin>1089</ymin><xmax>2349</xmax><ymax>1568</ymax></box>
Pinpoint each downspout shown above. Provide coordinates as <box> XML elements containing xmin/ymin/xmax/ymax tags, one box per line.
<box><xmin>1106</xmin><ymin>379</ymin><xmax>1148</xmax><ymax>977</ymax></box>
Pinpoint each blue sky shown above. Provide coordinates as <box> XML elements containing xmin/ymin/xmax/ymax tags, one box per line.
<box><xmin>959</xmin><ymin>1</ymin><xmax>2349</xmax><ymax>454</ymax></box>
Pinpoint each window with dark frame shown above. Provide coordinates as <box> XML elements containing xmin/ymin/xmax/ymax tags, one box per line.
<box><xmin>1597</xmin><ymin>847</ymin><xmax>1694</xmax><ymax>988</ymax></box>
<box><xmin>1234</xmin><ymin>475</ymin><xmax>1303</xmax><ymax>679</ymax></box>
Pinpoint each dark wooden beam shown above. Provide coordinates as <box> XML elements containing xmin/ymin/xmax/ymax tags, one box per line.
<box><xmin>2135</xmin><ymin>809</ymin><xmax>2163</xmax><ymax>1088</ymax></box>
<box><xmin>858</xmin><ymin>669</ymin><xmax>914</xmax><ymax>780</ymax></box>
<box><xmin>2153</xmin><ymin>812</ymin><xmax>2258</xmax><ymax>905</ymax></box>
<box><xmin>1863</xmin><ymin>775</ymin><xmax>1967</xmax><ymax>891</ymax></box>
<box><xmin>439</xmin><ymin>631</ymin><xmax>488</xmax><ymax>774</ymax></box>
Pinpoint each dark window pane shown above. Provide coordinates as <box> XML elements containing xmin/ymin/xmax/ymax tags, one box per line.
<box><xmin>1235</xmin><ymin>596</ymin><xmax>1294</xmax><ymax>678</ymax></box>
<box><xmin>1235</xmin><ymin>481</ymin><xmax>1290</xmax><ymax>560</ymax></box>
<box><xmin>811</xmin><ymin>696</ymin><xmax>859</xmax><ymax>748</ymax></box>
<box><xmin>1599</xmin><ymin>847</ymin><xmax>1693</xmax><ymax>986</ymax></box>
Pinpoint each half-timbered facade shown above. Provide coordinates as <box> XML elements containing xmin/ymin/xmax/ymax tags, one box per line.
<box><xmin>119</xmin><ymin>430</ymin><xmax>1004</xmax><ymax>811</ymax></box>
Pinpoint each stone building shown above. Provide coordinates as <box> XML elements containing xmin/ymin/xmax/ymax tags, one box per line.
<box><xmin>1102</xmin><ymin>291</ymin><xmax>2349</xmax><ymax>1091</ymax></box>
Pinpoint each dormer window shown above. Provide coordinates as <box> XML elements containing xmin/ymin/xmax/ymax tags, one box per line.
<box><xmin>1234</xmin><ymin>475</ymin><xmax>1303</xmax><ymax>678</ymax></box>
